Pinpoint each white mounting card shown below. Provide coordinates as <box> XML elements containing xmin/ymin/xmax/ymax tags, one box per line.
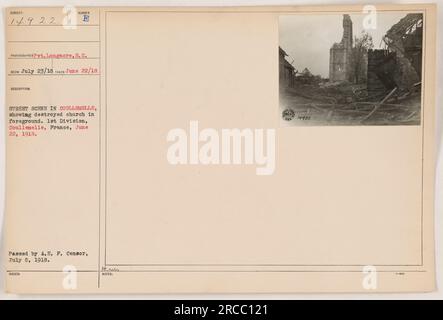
<box><xmin>4</xmin><ymin>4</ymin><xmax>437</xmax><ymax>293</ymax></box>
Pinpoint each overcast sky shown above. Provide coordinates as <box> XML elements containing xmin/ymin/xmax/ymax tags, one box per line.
<box><xmin>279</xmin><ymin>12</ymin><xmax>409</xmax><ymax>78</ymax></box>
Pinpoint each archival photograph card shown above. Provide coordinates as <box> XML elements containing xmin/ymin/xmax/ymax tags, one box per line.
<box><xmin>3</xmin><ymin>4</ymin><xmax>437</xmax><ymax>293</ymax></box>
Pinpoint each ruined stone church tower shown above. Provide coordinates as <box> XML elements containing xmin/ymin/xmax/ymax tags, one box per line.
<box><xmin>329</xmin><ymin>14</ymin><xmax>353</xmax><ymax>82</ymax></box>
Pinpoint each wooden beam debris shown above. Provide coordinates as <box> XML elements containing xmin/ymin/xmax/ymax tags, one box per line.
<box><xmin>361</xmin><ymin>87</ymin><xmax>398</xmax><ymax>122</ymax></box>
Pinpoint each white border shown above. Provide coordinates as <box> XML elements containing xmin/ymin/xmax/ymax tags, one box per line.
<box><xmin>0</xmin><ymin>0</ymin><xmax>441</xmax><ymax>300</ymax></box>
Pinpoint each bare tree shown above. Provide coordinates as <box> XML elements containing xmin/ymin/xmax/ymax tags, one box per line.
<box><xmin>350</xmin><ymin>31</ymin><xmax>374</xmax><ymax>84</ymax></box>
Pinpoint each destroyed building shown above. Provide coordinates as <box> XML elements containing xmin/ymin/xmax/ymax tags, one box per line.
<box><xmin>296</xmin><ymin>68</ymin><xmax>321</xmax><ymax>84</ymax></box>
<box><xmin>367</xmin><ymin>13</ymin><xmax>423</xmax><ymax>95</ymax></box>
<box><xmin>279</xmin><ymin>13</ymin><xmax>422</xmax><ymax>126</ymax></box>
<box><xmin>279</xmin><ymin>47</ymin><xmax>296</xmax><ymax>88</ymax></box>
<box><xmin>329</xmin><ymin>14</ymin><xmax>353</xmax><ymax>82</ymax></box>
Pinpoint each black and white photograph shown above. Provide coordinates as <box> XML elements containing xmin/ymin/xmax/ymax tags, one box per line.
<box><xmin>279</xmin><ymin>12</ymin><xmax>424</xmax><ymax>126</ymax></box>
